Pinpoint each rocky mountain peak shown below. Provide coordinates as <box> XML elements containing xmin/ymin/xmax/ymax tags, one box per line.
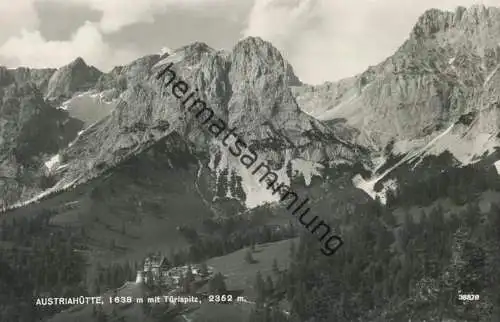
<box><xmin>226</xmin><ymin>37</ymin><xmax>302</xmax><ymax>128</ymax></box>
<box><xmin>46</xmin><ymin>57</ymin><xmax>103</xmax><ymax>102</ymax></box>
<box><xmin>69</xmin><ymin>56</ymin><xmax>88</xmax><ymax>68</ymax></box>
<box><xmin>180</xmin><ymin>41</ymin><xmax>213</xmax><ymax>54</ymax></box>
<box><xmin>411</xmin><ymin>8</ymin><xmax>458</xmax><ymax>38</ymax></box>
<box><xmin>172</xmin><ymin>42</ymin><xmax>215</xmax><ymax>66</ymax></box>
<box><xmin>231</xmin><ymin>37</ymin><xmax>301</xmax><ymax>86</ymax></box>
<box><xmin>233</xmin><ymin>36</ymin><xmax>279</xmax><ymax>55</ymax></box>
<box><xmin>411</xmin><ymin>5</ymin><xmax>500</xmax><ymax>39</ymax></box>
<box><xmin>231</xmin><ymin>37</ymin><xmax>286</xmax><ymax>78</ymax></box>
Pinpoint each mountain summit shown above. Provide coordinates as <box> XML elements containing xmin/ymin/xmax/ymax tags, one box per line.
<box><xmin>46</xmin><ymin>57</ymin><xmax>103</xmax><ymax>102</ymax></box>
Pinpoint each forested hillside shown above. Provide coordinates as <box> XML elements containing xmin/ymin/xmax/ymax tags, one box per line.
<box><xmin>248</xmin><ymin>161</ymin><xmax>500</xmax><ymax>322</ymax></box>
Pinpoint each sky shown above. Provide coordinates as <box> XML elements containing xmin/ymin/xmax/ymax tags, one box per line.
<box><xmin>0</xmin><ymin>0</ymin><xmax>498</xmax><ymax>84</ymax></box>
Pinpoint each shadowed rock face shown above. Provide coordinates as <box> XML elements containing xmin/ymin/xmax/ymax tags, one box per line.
<box><xmin>293</xmin><ymin>5</ymin><xmax>500</xmax><ymax>152</ymax></box>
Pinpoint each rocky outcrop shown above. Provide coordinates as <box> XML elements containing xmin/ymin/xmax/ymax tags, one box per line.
<box><xmin>46</xmin><ymin>57</ymin><xmax>102</xmax><ymax>102</ymax></box>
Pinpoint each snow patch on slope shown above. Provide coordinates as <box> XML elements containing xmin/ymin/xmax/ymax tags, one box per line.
<box><xmin>159</xmin><ymin>46</ymin><xmax>173</xmax><ymax>55</ymax></box>
<box><xmin>352</xmin><ymin>174</ymin><xmax>378</xmax><ymax>200</ymax></box>
<box><xmin>2</xmin><ymin>177</ymin><xmax>81</xmax><ymax>212</ymax></box>
<box><xmin>208</xmin><ymin>139</ymin><xmax>323</xmax><ymax>209</ymax></box>
<box><xmin>290</xmin><ymin>159</ymin><xmax>323</xmax><ymax>185</ymax></box>
<box><xmin>57</xmin><ymin>100</ymin><xmax>70</xmax><ymax>110</ymax></box>
<box><xmin>354</xmin><ymin>124</ymin><xmax>455</xmax><ymax>202</ymax></box>
<box><xmin>494</xmin><ymin>160</ymin><xmax>500</xmax><ymax>175</ymax></box>
<box><xmin>44</xmin><ymin>154</ymin><xmax>61</xmax><ymax>171</ymax></box>
<box><xmin>353</xmin><ymin>173</ymin><xmax>398</xmax><ymax>205</ymax></box>
<box><xmin>420</xmin><ymin>132</ymin><xmax>498</xmax><ymax>165</ymax></box>
<box><xmin>56</xmin><ymin>90</ymin><xmax>117</xmax><ymax>126</ymax></box>
<box><xmin>208</xmin><ymin>141</ymin><xmax>290</xmax><ymax>208</ymax></box>
<box><xmin>354</xmin><ymin>117</ymin><xmax>500</xmax><ymax>204</ymax></box>
<box><xmin>393</xmin><ymin>138</ymin><xmax>427</xmax><ymax>155</ymax></box>
<box><xmin>390</xmin><ymin>117</ymin><xmax>499</xmax><ymax>169</ymax></box>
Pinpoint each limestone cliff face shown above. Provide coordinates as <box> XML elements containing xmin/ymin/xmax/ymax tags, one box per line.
<box><xmin>293</xmin><ymin>5</ymin><xmax>500</xmax><ymax>158</ymax></box>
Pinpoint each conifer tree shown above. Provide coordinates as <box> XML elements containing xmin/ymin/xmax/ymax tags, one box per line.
<box><xmin>272</xmin><ymin>258</ymin><xmax>280</xmax><ymax>275</ymax></box>
<box><xmin>199</xmin><ymin>262</ymin><xmax>209</xmax><ymax>277</ymax></box>
<box><xmin>208</xmin><ymin>272</ymin><xmax>226</xmax><ymax>294</ymax></box>
<box><xmin>254</xmin><ymin>271</ymin><xmax>266</xmax><ymax>303</ymax></box>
